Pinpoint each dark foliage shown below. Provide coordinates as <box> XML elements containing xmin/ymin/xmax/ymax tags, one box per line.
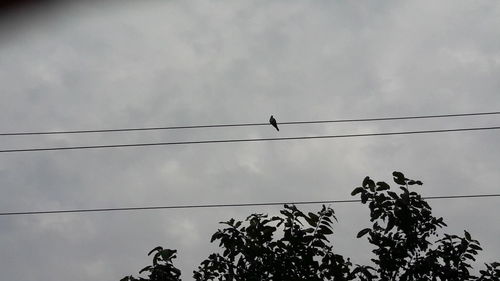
<box><xmin>351</xmin><ymin>172</ymin><xmax>499</xmax><ymax>280</ymax></box>
<box><xmin>193</xmin><ymin>205</ymin><xmax>367</xmax><ymax>281</ymax></box>
<box><xmin>121</xmin><ymin>247</ymin><xmax>181</xmax><ymax>281</ymax></box>
<box><xmin>123</xmin><ymin>172</ymin><xmax>499</xmax><ymax>281</ymax></box>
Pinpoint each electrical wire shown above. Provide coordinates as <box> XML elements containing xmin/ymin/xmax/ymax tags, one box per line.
<box><xmin>1</xmin><ymin>111</ymin><xmax>499</xmax><ymax>136</ymax></box>
<box><xmin>0</xmin><ymin>194</ymin><xmax>498</xmax><ymax>216</ymax></box>
<box><xmin>0</xmin><ymin>126</ymin><xmax>499</xmax><ymax>153</ymax></box>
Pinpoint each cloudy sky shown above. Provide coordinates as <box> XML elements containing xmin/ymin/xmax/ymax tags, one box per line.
<box><xmin>1</xmin><ymin>1</ymin><xmax>499</xmax><ymax>280</ymax></box>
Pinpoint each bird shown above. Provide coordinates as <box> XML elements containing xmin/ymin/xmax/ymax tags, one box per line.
<box><xmin>269</xmin><ymin>115</ymin><xmax>279</xmax><ymax>131</ymax></box>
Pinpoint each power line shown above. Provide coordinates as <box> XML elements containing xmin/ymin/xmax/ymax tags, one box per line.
<box><xmin>1</xmin><ymin>111</ymin><xmax>499</xmax><ymax>136</ymax></box>
<box><xmin>1</xmin><ymin>194</ymin><xmax>499</xmax><ymax>217</ymax></box>
<box><xmin>0</xmin><ymin>126</ymin><xmax>499</xmax><ymax>154</ymax></box>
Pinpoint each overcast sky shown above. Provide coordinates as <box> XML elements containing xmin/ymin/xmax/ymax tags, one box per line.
<box><xmin>1</xmin><ymin>1</ymin><xmax>499</xmax><ymax>280</ymax></box>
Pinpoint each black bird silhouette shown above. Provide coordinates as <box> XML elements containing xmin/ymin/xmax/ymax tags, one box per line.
<box><xmin>269</xmin><ymin>115</ymin><xmax>279</xmax><ymax>131</ymax></box>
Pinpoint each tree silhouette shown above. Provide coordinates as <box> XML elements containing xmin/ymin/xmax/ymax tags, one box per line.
<box><xmin>122</xmin><ymin>172</ymin><xmax>500</xmax><ymax>281</ymax></box>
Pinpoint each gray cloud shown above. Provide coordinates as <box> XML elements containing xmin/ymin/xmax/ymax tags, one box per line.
<box><xmin>1</xmin><ymin>1</ymin><xmax>499</xmax><ymax>280</ymax></box>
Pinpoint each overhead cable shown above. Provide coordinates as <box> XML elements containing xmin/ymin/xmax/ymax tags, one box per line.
<box><xmin>0</xmin><ymin>126</ymin><xmax>499</xmax><ymax>154</ymax></box>
<box><xmin>0</xmin><ymin>194</ymin><xmax>499</xmax><ymax>216</ymax></box>
<box><xmin>1</xmin><ymin>111</ymin><xmax>499</xmax><ymax>136</ymax></box>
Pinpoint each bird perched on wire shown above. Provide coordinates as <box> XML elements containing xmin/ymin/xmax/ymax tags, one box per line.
<box><xmin>269</xmin><ymin>115</ymin><xmax>279</xmax><ymax>131</ymax></box>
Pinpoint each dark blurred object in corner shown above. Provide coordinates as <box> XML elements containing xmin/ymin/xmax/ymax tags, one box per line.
<box><xmin>0</xmin><ymin>0</ymin><xmax>61</xmax><ymax>16</ymax></box>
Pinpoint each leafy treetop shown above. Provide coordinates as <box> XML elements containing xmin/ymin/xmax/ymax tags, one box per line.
<box><xmin>122</xmin><ymin>172</ymin><xmax>500</xmax><ymax>281</ymax></box>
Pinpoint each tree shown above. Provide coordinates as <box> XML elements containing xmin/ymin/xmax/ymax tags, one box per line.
<box><xmin>121</xmin><ymin>247</ymin><xmax>181</xmax><ymax>281</ymax></box>
<box><xmin>122</xmin><ymin>172</ymin><xmax>500</xmax><ymax>281</ymax></box>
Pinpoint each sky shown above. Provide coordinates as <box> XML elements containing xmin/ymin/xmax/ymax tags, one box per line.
<box><xmin>0</xmin><ymin>1</ymin><xmax>499</xmax><ymax>280</ymax></box>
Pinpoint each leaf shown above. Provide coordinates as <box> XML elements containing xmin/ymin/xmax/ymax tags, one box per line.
<box><xmin>160</xmin><ymin>249</ymin><xmax>177</xmax><ymax>261</ymax></box>
<box><xmin>139</xmin><ymin>265</ymin><xmax>152</xmax><ymax>274</ymax></box>
<box><xmin>148</xmin><ymin>246</ymin><xmax>163</xmax><ymax>256</ymax></box>
<box><xmin>361</xmin><ymin>193</ymin><xmax>368</xmax><ymax>204</ymax></box>
<box><xmin>376</xmin><ymin>181</ymin><xmax>390</xmax><ymax>191</ymax></box>
<box><xmin>392</xmin><ymin>171</ymin><xmax>407</xmax><ymax>185</ymax></box>
<box><xmin>319</xmin><ymin>225</ymin><xmax>333</xmax><ymax>235</ymax></box>
<box><xmin>464</xmin><ymin>230</ymin><xmax>472</xmax><ymax>241</ymax></box>
<box><xmin>470</xmin><ymin>244</ymin><xmax>482</xmax><ymax>251</ymax></box>
<box><xmin>463</xmin><ymin>253</ymin><xmax>476</xmax><ymax>261</ymax></box>
<box><xmin>305</xmin><ymin>212</ymin><xmax>320</xmax><ymax>227</ymax></box>
<box><xmin>322</xmin><ymin>216</ymin><xmax>333</xmax><ymax>224</ymax></box>
<box><xmin>351</xmin><ymin>187</ymin><xmax>364</xmax><ymax>196</ymax></box>
<box><xmin>321</xmin><ymin>219</ymin><xmax>332</xmax><ymax>227</ymax></box>
<box><xmin>234</xmin><ymin>221</ymin><xmax>242</xmax><ymax>229</ymax></box>
<box><xmin>304</xmin><ymin>216</ymin><xmax>316</xmax><ymax>227</ymax></box>
<box><xmin>392</xmin><ymin>171</ymin><xmax>404</xmax><ymax>178</ymax></box>
<box><xmin>387</xmin><ymin>191</ymin><xmax>399</xmax><ymax>200</ymax></box>
<box><xmin>308</xmin><ymin>212</ymin><xmax>319</xmax><ymax>222</ymax></box>
<box><xmin>357</xmin><ymin>228</ymin><xmax>371</xmax><ymax>238</ymax></box>
<box><xmin>211</xmin><ymin>231</ymin><xmax>224</xmax><ymax>243</ymax></box>
<box><xmin>363</xmin><ymin>176</ymin><xmax>375</xmax><ymax>191</ymax></box>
